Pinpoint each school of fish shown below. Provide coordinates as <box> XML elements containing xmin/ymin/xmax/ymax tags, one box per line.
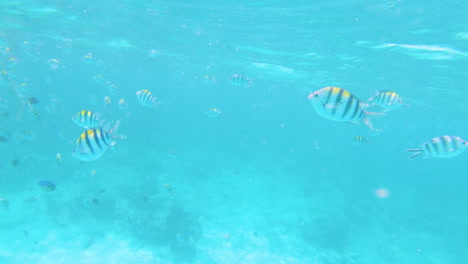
<box><xmin>0</xmin><ymin>39</ymin><xmax>465</xmax><ymax>224</ymax></box>
<box><xmin>308</xmin><ymin>86</ymin><xmax>467</xmax><ymax>158</ymax></box>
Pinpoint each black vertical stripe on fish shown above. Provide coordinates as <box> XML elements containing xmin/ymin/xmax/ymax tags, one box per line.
<box><xmin>325</xmin><ymin>87</ymin><xmax>333</xmax><ymax>105</ymax></box>
<box><xmin>84</xmin><ymin>132</ymin><xmax>95</xmax><ymax>154</ymax></box>
<box><xmin>349</xmin><ymin>100</ymin><xmax>360</xmax><ymax>120</ymax></box>
<box><xmin>105</xmin><ymin>133</ymin><xmax>111</xmax><ymax>145</ymax></box>
<box><xmin>424</xmin><ymin>143</ymin><xmax>431</xmax><ymax>155</ymax></box>
<box><xmin>357</xmin><ymin>109</ymin><xmax>364</xmax><ymax>119</ymax></box>
<box><xmin>375</xmin><ymin>93</ymin><xmax>381</xmax><ymax>105</ymax></box>
<box><xmin>101</xmin><ymin>131</ymin><xmax>110</xmax><ymax>147</ymax></box>
<box><xmin>77</xmin><ymin>138</ymin><xmax>85</xmax><ymax>154</ymax></box>
<box><xmin>384</xmin><ymin>93</ymin><xmax>391</xmax><ymax>104</ymax></box>
<box><xmin>451</xmin><ymin>136</ymin><xmax>459</xmax><ymax>150</ymax></box>
<box><xmin>441</xmin><ymin>136</ymin><xmax>450</xmax><ymax>153</ymax></box>
<box><xmin>332</xmin><ymin>88</ymin><xmax>344</xmax><ymax>115</ymax></box>
<box><xmin>342</xmin><ymin>95</ymin><xmax>354</xmax><ymax>118</ymax></box>
<box><xmin>87</xmin><ymin>112</ymin><xmax>94</xmax><ymax>124</ymax></box>
<box><xmin>432</xmin><ymin>140</ymin><xmax>439</xmax><ymax>155</ymax></box>
<box><xmin>93</xmin><ymin>130</ymin><xmax>103</xmax><ymax>151</ymax></box>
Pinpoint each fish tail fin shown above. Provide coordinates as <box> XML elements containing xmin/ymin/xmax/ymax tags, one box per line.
<box><xmin>363</xmin><ymin>111</ymin><xmax>385</xmax><ymax>130</ymax></box>
<box><xmin>367</xmin><ymin>89</ymin><xmax>378</xmax><ymax>102</ymax></box>
<box><xmin>98</xmin><ymin>118</ymin><xmax>107</xmax><ymax>128</ymax></box>
<box><xmin>109</xmin><ymin>119</ymin><xmax>126</xmax><ymax>140</ymax></box>
<box><xmin>369</xmin><ymin>127</ymin><xmax>385</xmax><ymax>137</ymax></box>
<box><xmin>405</xmin><ymin>149</ymin><xmax>424</xmax><ymax>159</ymax></box>
<box><xmin>152</xmin><ymin>99</ymin><xmax>162</xmax><ymax>109</ymax></box>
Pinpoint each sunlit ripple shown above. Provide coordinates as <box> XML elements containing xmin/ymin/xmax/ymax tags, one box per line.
<box><xmin>356</xmin><ymin>41</ymin><xmax>467</xmax><ymax>60</ymax></box>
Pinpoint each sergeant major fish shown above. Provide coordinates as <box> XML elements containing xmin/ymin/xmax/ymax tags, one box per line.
<box><xmin>352</xmin><ymin>136</ymin><xmax>368</xmax><ymax>145</ymax></box>
<box><xmin>72</xmin><ymin>110</ymin><xmax>101</xmax><ymax>129</ymax></box>
<box><xmin>405</xmin><ymin>135</ymin><xmax>468</xmax><ymax>159</ymax></box>
<box><xmin>20</xmin><ymin>130</ymin><xmax>35</xmax><ymax>140</ymax></box>
<box><xmin>118</xmin><ymin>99</ymin><xmax>128</xmax><ymax>110</ymax></box>
<box><xmin>56</xmin><ymin>153</ymin><xmax>62</xmax><ymax>166</ymax></box>
<box><xmin>308</xmin><ymin>87</ymin><xmax>377</xmax><ymax>130</ymax></box>
<box><xmin>207</xmin><ymin>107</ymin><xmax>222</xmax><ymax>118</ymax></box>
<box><xmin>72</xmin><ymin>120</ymin><xmax>122</xmax><ymax>161</ymax></box>
<box><xmin>136</xmin><ymin>89</ymin><xmax>160</xmax><ymax>108</ymax></box>
<box><xmin>228</xmin><ymin>74</ymin><xmax>252</xmax><ymax>86</ymax></box>
<box><xmin>367</xmin><ymin>90</ymin><xmax>405</xmax><ymax>111</ymax></box>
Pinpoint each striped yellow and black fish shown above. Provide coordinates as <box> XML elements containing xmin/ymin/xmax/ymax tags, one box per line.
<box><xmin>200</xmin><ymin>75</ymin><xmax>216</xmax><ymax>85</ymax></box>
<box><xmin>13</xmin><ymin>132</ymin><xmax>25</xmax><ymax>145</ymax></box>
<box><xmin>29</xmin><ymin>109</ymin><xmax>41</xmax><ymax>122</ymax></box>
<box><xmin>82</xmin><ymin>53</ymin><xmax>95</xmax><ymax>64</ymax></box>
<box><xmin>405</xmin><ymin>135</ymin><xmax>468</xmax><ymax>159</ymax></box>
<box><xmin>104</xmin><ymin>96</ymin><xmax>112</xmax><ymax>114</ymax></box>
<box><xmin>108</xmin><ymin>84</ymin><xmax>119</xmax><ymax>96</ymax></box>
<box><xmin>72</xmin><ymin>128</ymin><xmax>115</xmax><ymax>161</ymax></box>
<box><xmin>0</xmin><ymin>126</ymin><xmax>11</xmax><ymax>141</ymax></box>
<box><xmin>368</xmin><ymin>90</ymin><xmax>405</xmax><ymax>111</ymax></box>
<box><xmin>164</xmin><ymin>183</ymin><xmax>175</xmax><ymax>196</ymax></box>
<box><xmin>118</xmin><ymin>99</ymin><xmax>128</xmax><ymax>110</ymax></box>
<box><xmin>72</xmin><ymin>110</ymin><xmax>100</xmax><ymax>129</ymax></box>
<box><xmin>352</xmin><ymin>136</ymin><xmax>368</xmax><ymax>145</ymax></box>
<box><xmin>23</xmin><ymin>195</ymin><xmax>39</xmax><ymax>205</ymax></box>
<box><xmin>104</xmin><ymin>96</ymin><xmax>111</xmax><ymax>105</ymax></box>
<box><xmin>136</xmin><ymin>89</ymin><xmax>160</xmax><ymax>108</ymax></box>
<box><xmin>56</xmin><ymin>153</ymin><xmax>62</xmax><ymax>166</ymax></box>
<box><xmin>308</xmin><ymin>87</ymin><xmax>375</xmax><ymax>129</ymax></box>
<box><xmin>92</xmin><ymin>74</ymin><xmax>107</xmax><ymax>84</ymax></box>
<box><xmin>207</xmin><ymin>107</ymin><xmax>222</xmax><ymax>118</ymax></box>
<box><xmin>20</xmin><ymin>130</ymin><xmax>35</xmax><ymax>140</ymax></box>
<box><xmin>228</xmin><ymin>74</ymin><xmax>252</xmax><ymax>86</ymax></box>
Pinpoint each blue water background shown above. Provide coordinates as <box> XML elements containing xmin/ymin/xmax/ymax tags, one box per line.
<box><xmin>0</xmin><ymin>0</ymin><xmax>467</xmax><ymax>263</ymax></box>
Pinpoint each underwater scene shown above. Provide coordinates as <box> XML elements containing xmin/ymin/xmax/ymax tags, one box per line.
<box><xmin>0</xmin><ymin>0</ymin><xmax>467</xmax><ymax>263</ymax></box>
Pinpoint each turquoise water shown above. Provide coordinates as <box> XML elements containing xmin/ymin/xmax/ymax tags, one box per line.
<box><xmin>0</xmin><ymin>0</ymin><xmax>467</xmax><ymax>263</ymax></box>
